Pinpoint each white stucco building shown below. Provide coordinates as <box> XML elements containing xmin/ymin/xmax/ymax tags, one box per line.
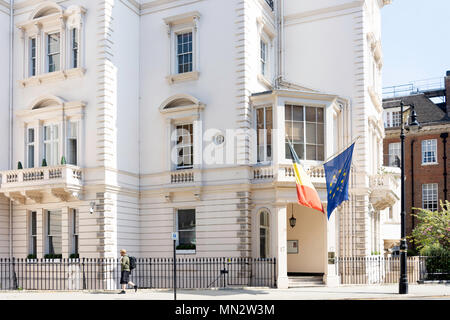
<box><xmin>0</xmin><ymin>0</ymin><xmax>399</xmax><ymax>288</ymax></box>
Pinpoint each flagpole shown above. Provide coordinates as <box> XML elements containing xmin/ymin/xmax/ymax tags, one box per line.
<box><xmin>324</xmin><ymin>135</ymin><xmax>361</xmax><ymax>163</ymax></box>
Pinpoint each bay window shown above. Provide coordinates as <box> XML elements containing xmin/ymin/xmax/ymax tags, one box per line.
<box><xmin>67</xmin><ymin>122</ymin><xmax>78</xmax><ymax>165</ymax></box>
<box><xmin>257</xmin><ymin>106</ymin><xmax>272</xmax><ymax>163</ymax></box>
<box><xmin>285</xmin><ymin>104</ymin><xmax>324</xmax><ymax>161</ymax></box>
<box><xmin>44</xmin><ymin>124</ymin><xmax>59</xmax><ymax>166</ymax></box>
<box><xmin>26</xmin><ymin>128</ymin><xmax>35</xmax><ymax>168</ymax></box>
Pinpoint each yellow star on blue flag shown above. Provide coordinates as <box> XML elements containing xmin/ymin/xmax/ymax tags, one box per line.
<box><xmin>324</xmin><ymin>143</ymin><xmax>355</xmax><ymax>219</ymax></box>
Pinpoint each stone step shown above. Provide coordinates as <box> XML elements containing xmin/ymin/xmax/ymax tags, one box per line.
<box><xmin>288</xmin><ymin>276</ymin><xmax>324</xmax><ymax>288</ymax></box>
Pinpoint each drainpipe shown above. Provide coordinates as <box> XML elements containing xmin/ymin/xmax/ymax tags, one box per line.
<box><xmin>274</xmin><ymin>0</ymin><xmax>284</xmax><ymax>89</ymax></box>
<box><xmin>9</xmin><ymin>0</ymin><xmax>14</xmax><ymax>259</ymax></box>
<box><xmin>441</xmin><ymin>133</ymin><xmax>448</xmax><ymax>202</ymax></box>
<box><xmin>410</xmin><ymin>139</ymin><xmax>415</xmax><ymax>249</ymax></box>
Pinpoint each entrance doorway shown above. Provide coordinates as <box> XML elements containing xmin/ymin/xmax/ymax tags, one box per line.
<box><xmin>286</xmin><ymin>203</ymin><xmax>327</xmax><ymax>275</ymax></box>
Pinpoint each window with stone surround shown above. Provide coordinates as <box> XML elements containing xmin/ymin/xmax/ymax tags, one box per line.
<box><xmin>256</xmin><ymin>16</ymin><xmax>276</xmax><ymax>88</ymax></box>
<box><xmin>18</xmin><ymin>96</ymin><xmax>85</xmax><ymax>170</ymax></box>
<box><xmin>164</xmin><ymin>11</ymin><xmax>200</xmax><ymax>84</ymax></box>
<box><xmin>17</xmin><ymin>4</ymin><xmax>86</xmax><ymax>87</ymax></box>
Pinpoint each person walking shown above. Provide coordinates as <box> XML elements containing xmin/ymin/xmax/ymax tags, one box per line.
<box><xmin>119</xmin><ymin>249</ymin><xmax>138</xmax><ymax>294</ymax></box>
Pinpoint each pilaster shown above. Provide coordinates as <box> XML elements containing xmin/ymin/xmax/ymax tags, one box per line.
<box><xmin>273</xmin><ymin>204</ymin><xmax>288</xmax><ymax>289</ymax></box>
<box><xmin>37</xmin><ymin>208</ymin><xmax>45</xmax><ymax>258</ymax></box>
<box><xmin>61</xmin><ymin>206</ymin><xmax>69</xmax><ymax>258</ymax></box>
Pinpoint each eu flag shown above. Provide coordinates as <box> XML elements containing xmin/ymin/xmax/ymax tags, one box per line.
<box><xmin>324</xmin><ymin>143</ymin><xmax>355</xmax><ymax>219</ymax></box>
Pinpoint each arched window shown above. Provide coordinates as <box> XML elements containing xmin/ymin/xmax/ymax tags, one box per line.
<box><xmin>259</xmin><ymin>210</ymin><xmax>270</xmax><ymax>258</ymax></box>
<box><xmin>17</xmin><ymin>3</ymin><xmax>86</xmax><ymax>87</ymax></box>
<box><xmin>159</xmin><ymin>94</ymin><xmax>204</xmax><ymax>171</ymax></box>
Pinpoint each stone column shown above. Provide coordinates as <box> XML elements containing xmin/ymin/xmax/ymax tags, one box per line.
<box><xmin>273</xmin><ymin>204</ymin><xmax>288</xmax><ymax>289</ymax></box>
<box><xmin>59</xmin><ymin>16</ymin><xmax>67</xmax><ymax>71</ymax></box>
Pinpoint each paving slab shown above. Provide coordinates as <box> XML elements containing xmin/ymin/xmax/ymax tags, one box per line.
<box><xmin>0</xmin><ymin>284</ymin><xmax>448</xmax><ymax>300</ymax></box>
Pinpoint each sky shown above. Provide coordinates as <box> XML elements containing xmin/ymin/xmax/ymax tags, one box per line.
<box><xmin>381</xmin><ymin>0</ymin><xmax>450</xmax><ymax>89</ymax></box>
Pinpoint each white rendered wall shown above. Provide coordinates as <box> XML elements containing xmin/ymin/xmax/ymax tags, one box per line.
<box><xmin>0</xmin><ymin>3</ymin><xmax>11</xmax><ymax>257</ymax></box>
<box><xmin>139</xmin><ymin>0</ymin><xmax>239</xmax><ymax>174</ymax></box>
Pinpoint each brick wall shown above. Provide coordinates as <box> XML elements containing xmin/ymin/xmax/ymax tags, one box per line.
<box><xmin>384</xmin><ymin>130</ymin><xmax>450</xmax><ymax>246</ymax></box>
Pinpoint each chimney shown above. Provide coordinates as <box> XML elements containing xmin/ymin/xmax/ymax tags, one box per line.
<box><xmin>446</xmin><ymin>70</ymin><xmax>450</xmax><ymax>116</ymax></box>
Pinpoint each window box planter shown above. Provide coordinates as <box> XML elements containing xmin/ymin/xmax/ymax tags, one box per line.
<box><xmin>44</xmin><ymin>259</ymin><xmax>61</xmax><ymax>263</ymax></box>
<box><xmin>176</xmin><ymin>250</ymin><xmax>196</xmax><ymax>255</ymax></box>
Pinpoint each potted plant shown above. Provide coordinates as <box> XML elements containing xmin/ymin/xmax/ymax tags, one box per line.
<box><xmin>26</xmin><ymin>254</ymin><xmax>37</xmax><ymax>263</ymax></box>
<box><xmin>61</xmin><ymin>156</ymin><xmax>66</xmax><ymax>165</ymax></box>
<box><xmin>17</xmin><ymin>161</ymin><xmax>23</xmax><ymax>170</ymax></box>
<box><xmin>176</xmin><ymin>244</ymin><xmax>196</xmax><ymax>254</ymax></box>
<box><xmin>41</xmin><ymin>159</ymin><xmax>47</xmax><ymax>167</ymax></box>
<box><xmin>44</xmin><ymin>254</ymin><xmax>62</xmax><ymax>262</ymax></box>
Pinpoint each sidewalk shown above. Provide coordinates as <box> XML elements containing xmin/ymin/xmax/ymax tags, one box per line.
<box><xmin>0</xmin><ymin>284</ymin><xmax>448</xmax><ymax>300</ymax></box>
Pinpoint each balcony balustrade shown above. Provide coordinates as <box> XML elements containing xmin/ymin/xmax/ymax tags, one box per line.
<box><xmin>369</xmin><ymin>167</ymin><xmax>400</xmax><ymax>210</ymax></box>
<box><xmin>252</xmin><ymin>163</ymin><xmax>326</xmax><ymax>186</ymax></box>
<box><xmin>0</xmin><ymin>165</ymin><xmax>83</xmax><ymax>204</ymax></box>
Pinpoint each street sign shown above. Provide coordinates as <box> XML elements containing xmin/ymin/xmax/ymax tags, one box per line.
<box><xmin>171</xmin><ymin>232</ymin><xmax>178</xmax><ymax>241</ymax></box>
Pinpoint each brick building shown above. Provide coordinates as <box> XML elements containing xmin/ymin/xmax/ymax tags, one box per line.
<box><xmin>383</xmin><ymin>71</ymin><xmax>450</xmax><ymax>250</ymax></box>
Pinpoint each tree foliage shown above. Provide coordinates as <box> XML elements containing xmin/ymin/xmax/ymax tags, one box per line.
<box><xmin>409</xmin><ymin>201</ymin><xmax>450</xmax><ymax>253</ymax></box>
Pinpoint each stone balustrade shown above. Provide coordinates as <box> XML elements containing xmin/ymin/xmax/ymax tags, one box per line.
<box><xmin>0</xmin><ymin>165</ymin><xmax>83</xmax><ymax>204</ymax></box>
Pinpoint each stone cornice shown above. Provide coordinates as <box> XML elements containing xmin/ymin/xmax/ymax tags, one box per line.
<box><xmin>285</xmin><ymin>1</ymin><xmax>363</xmax><ymax>25</ymax></box>
<box><xmin>385</xmin><ymin>122</ymin><xmax>450</xmax><ymax>138</ymax></box>
<box><xmin>0</xmin><ymin>0</ymin><xmax>9</xmax><ymax>10</ymax></box>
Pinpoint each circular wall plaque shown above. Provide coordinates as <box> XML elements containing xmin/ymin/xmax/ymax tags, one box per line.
<box><xmin>213</xmin><ymin>134</ymin><xmax>225</xmax><ymax>145</ymax></box>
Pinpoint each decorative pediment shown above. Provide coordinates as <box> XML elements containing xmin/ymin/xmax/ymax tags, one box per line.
<box><xmin>17</xmin><ymin>3</ymin><xmax>86</xmax><ymax>31</ymax></box>
<box><xmin>159</xmin><ymin>94</ymin><xmax>204</xmax><ymax>115</ymax></box>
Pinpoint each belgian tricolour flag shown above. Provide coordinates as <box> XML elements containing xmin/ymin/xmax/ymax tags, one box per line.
<box><xmin>287</xmin><ymin>141</ymin><xmax>324</xmax><ymax>214</ymax></box>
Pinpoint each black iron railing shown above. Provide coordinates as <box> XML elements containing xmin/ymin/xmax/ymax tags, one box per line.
<box><xmin>335</xmin><ymin>255</ymin><xmax>449</xmax><ymax>285</ymax></box>
<box><xmin>0</xmin><ymin>257</ymin><xmax>276</xmax><ymax>291</ymax></box>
